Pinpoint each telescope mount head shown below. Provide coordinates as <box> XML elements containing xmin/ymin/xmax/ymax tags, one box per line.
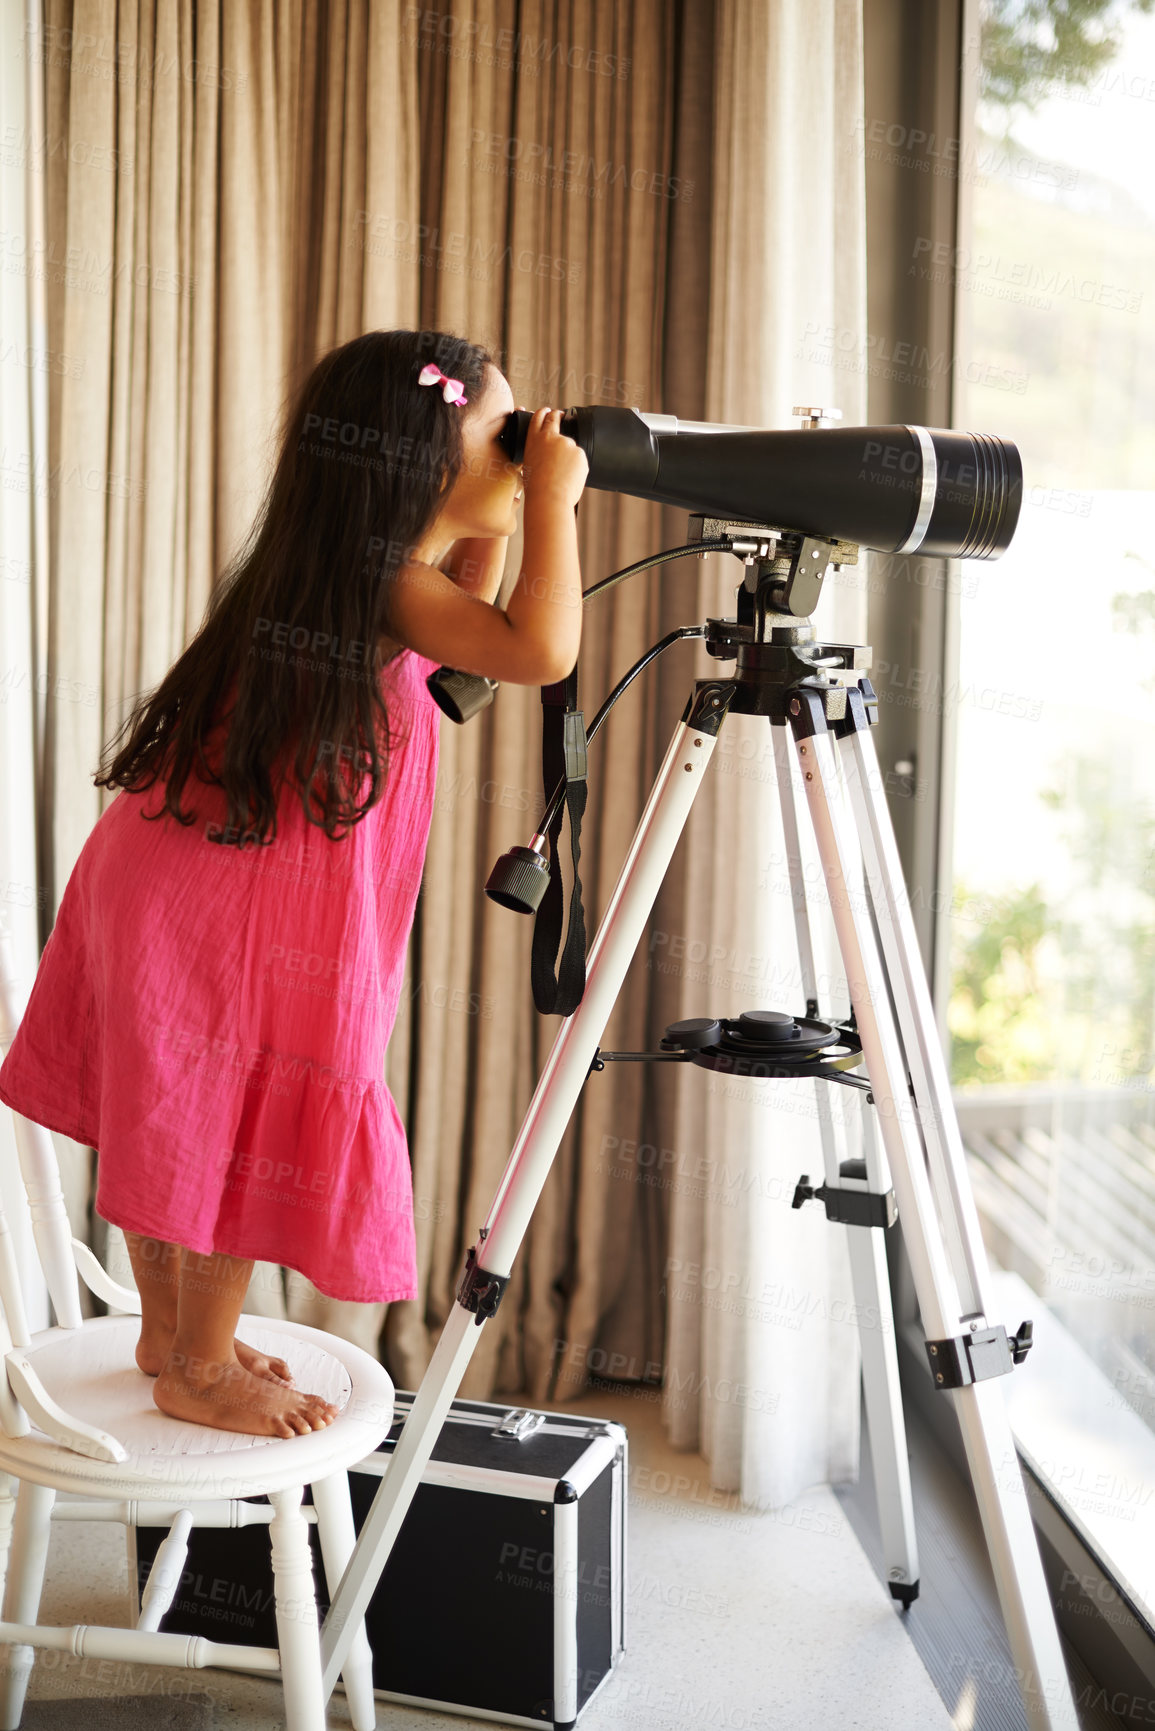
<box><xmin>688</xmin><ymin>515</ymin><xmax>859</xmax><ymax>623</ymax></box>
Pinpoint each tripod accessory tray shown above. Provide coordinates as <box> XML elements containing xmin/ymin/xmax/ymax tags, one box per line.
<box><xmin>660</xmin><ymin>1009</ymin><xmax>864</xmax><ymax>1079</ymax></box>
<box><xmin>132</xmin><ymin>1393</ymin><xmax>627</xmax><ymax>1730</ymax></box>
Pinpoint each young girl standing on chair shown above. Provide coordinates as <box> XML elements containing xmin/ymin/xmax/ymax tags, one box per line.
<box><xmin>0</xmin><ymin>330</ymin><xmax>587</xmax><ymax>1439</ymax></box>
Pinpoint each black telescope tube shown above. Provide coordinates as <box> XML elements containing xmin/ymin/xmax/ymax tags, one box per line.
<box><xmin>642</xmin><ymin>424</ymin><xmax>1022</xmax><ymax>558</ymax></box>
<box><xmin>498</xmin><ymin>409</ymin><xmax>1022</xmax><ymax>559</ymax></box>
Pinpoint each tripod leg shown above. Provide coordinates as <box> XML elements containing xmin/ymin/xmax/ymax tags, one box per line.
<box><xmin>846</xmin><ymin>1111</ymin><xmax>918</xmax><ymax>1607</ymax></box>
<box><xmin>320</xmin><ymin>691</ymin><xmax>731</xmax><ymax>1698</ymax></box>
<box><xmin>835</xmin><ymin>718</ymin><xmax>992</xmax><ymax>1314</ymax></box>
<box><xmin>772</xmin><ymin>725</ymin><xmax>919</xmax><ymax>1603</ymax></box>
<box><xmin>770</xmin><ymin>725</ymin><xmax>827</xmax><ymax>1035</ymax></box>
<box><xmin>791</xmin><ymin>706</ymin><xmax>1077</xmax><ymax>1731</ymax></box>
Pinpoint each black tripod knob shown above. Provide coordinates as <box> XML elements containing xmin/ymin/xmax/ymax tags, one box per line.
<box><xmin>792</xmin><ymin>1176</ymin><xmax>820</xmax><ymax>1209</ymax></box>
<box><xmin>1010</xmin><ymin>1320</ymin><xmax>1033</xmax><ymax>1365</ymax></box>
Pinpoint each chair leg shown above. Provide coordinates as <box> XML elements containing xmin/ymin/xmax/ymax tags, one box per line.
<box><xmin>0</xmin><ymin>1478</ymin><xmax>15</xmax><ymax>1611</ymax></box>
<box><xmin>311</xmin><ymin>1472</ymin><xmax>377</xmax><ymax>1731</ymax></box>
<box><xmin>0</xmin><ymin>1477</ymin><xmax>15</xmax><ymax>1731</ymax></box>
<box><xmin>0</xmin><ymin>1482</ymin><xmax>55</xmax><ymax>1731</ymax></box>
<box><xmin>269</xmin><ymin>1485</ymin><xmax>326</xmax><ymax>1731</ymax></box>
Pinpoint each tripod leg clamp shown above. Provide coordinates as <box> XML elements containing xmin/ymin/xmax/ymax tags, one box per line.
<box><xmin>456</xmin><ymin>1245</ymin><xmax>511</xmax><ymax>1325</ymax></box>
<box><xmin>792</xmin><ymin>1176</ymin><xmax>897</xmax><ymax>1229</ymax></box>
<box><xmin>925</xmin><ymin>1320</ymin><xmax>1033</xmax><ymax>1388</ymax></box>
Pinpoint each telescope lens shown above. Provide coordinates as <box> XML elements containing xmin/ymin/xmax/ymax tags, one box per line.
<box><xmin>915</xmin><ymin>430</ymin><xmax>1022</xmax><ymax>559</ymax></box>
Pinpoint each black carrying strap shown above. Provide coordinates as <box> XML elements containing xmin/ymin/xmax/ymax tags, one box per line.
<box><xmin>531</xmin><ymin>673</ymin><xmax>589</xmax><ymax>1016</ymax></box>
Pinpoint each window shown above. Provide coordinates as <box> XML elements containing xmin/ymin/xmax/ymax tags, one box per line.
<box><xmin>951</xmin><ymin>0</ymin><xmax>1155</xmax><ymax>1598</ymax></box>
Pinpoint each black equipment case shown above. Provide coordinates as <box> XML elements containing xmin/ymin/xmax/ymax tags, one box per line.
<box><xmin>132</xmin><ymin>1393</ymin><xmax>628</xmax><ymax>1729</ymax></box>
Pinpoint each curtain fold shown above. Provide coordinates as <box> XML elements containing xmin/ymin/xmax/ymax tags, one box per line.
<box><xmin>24</xmin><ymin>0</ymin><xmax>867</xmax><ymax>1506</ymax></box>
<box><xmin>662</xmin><ymin>0</ymin><xmax>871</xmax><ymax>1504</ymax></box>
<box><xmin>0</xmin><ymin>0</ymin><xmax>52</xmax><ymax>1331</ymax></box>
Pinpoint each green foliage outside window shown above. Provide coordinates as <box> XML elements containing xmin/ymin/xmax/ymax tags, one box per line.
<box><xmin>949</xmin><ymin>882</ymin><xmax>1054</xmax><ymax>1084</ymax></box>
<box><xmin>981</xmin><ymin>0</ymin><xmax>1155</xmax><ymax>123</ymax></box>
<box><xmin>950</xmin><ymin>747</ymin><xmax>1155</xmax><ymax>1087</ymax></box>
<box><xmin>950</xmin><ymin>2</ymin><xmax>1155</xmax><ymax>1089</ymax></box>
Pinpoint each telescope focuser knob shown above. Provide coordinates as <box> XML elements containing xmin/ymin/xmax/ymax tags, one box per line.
<box><xmin>426</xmin><ymin>667</ymin><xmax>499</xmax><ymax>723</ymax></box>
<box><xmin>485</xmin><ymin>838</ymin><xmax>551</xmax><ymax>914</ymax></box>
<box><xmin>792</xmin><ymin>406</ymin><xmax>843</xmax><ymax>429</ymax></box>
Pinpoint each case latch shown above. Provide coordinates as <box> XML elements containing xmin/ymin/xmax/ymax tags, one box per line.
<box><xmin>491</xmin><ymin>1409</ymin><xmax>546</xmax><ymax>1441</ymax></box>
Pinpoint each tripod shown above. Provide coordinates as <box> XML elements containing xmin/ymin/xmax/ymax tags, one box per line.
<box><xmin>321</xmin><ymin>528</ymin><xmax>1078</xmax><ymax>1731</ymax></box>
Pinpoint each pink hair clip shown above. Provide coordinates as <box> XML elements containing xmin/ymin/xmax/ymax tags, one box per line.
<box><xmin>417</xmin><ymin>362</ymin><xmax>468</xmax><ymax>405</ymax></box>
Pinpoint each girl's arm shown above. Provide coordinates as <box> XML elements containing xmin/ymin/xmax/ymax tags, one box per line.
<box><xmin>386</xmin><ymin>410</ymin><xmax>587</xmax><ymax>686</ymax></box>
<box><xmin>438</xmin><ymin>537</ymin><xmax>508</xmax><ymax>603</ymax></box>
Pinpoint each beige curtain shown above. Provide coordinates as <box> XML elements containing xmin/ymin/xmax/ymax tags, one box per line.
<box><xmin>27</xmin><ymin>1</ymin><xmax>868</xmax><ymax>1502</ymax></box>
<box><xmin>0</xmin><ymin>0</ymin><xmax>52</xmax><ymax>1332</ymax></box>
<box><xmin>36</xmin><ymin>0</ymin><xmax>422</xmax><ymax>1340</ymax></box>
<box><xmin>662</xmin><ymin>0</ymin><xmax>872</xmax><ymax>1505</ymax></box>
<box><xmin>397</xmin><ymin>2</ymin><xmax>719</xmax><ymax>1406</ymax></box>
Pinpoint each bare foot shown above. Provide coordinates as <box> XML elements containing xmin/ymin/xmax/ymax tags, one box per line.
<box><xmin>136</xmin><ymin>1330</ymin><xmax>293</xmax><ymax>1386</ymax></box>
<box><xmin>153</xmin><ymin>1349</ymin><xmax>338</xmax><ymax>1438</ymax></box>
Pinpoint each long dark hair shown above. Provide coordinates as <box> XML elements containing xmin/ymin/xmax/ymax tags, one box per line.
<box><xmin>96</xmin><ymin>329</ymin><xmax>494</xmax><ymax>843</ymax></box>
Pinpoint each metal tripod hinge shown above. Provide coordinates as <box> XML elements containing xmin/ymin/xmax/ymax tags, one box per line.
<box><xmin>455</xmin><ymin>1242</ymin><xmax>510</xmax><ymax>1325</ymax></box>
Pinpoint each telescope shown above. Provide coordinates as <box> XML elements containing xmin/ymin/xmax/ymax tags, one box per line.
<box><xmin>497</xmin><ymin>407</ymin><xmax>1022</xmax><ymax>559</ymax></box>
<box><xmin>324</xmin><ymin>393</ymin><xmax>1078</xmax><ymax>1731</ymax></box>
<box><xmin>428</xmin><ymin>405</ymin><xmax>1022</xmax><ymax>719</ymax></box>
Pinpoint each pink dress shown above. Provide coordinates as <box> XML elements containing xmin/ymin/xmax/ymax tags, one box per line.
<box><xmin>0</xmin><ymin>649</ymin><xmax>441</xmax><ymax>1304</ymax></box>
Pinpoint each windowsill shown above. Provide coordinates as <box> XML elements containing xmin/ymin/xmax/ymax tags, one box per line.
<box><xmin>988</xmin><ymin>1266</ymin><xmax>1155</xmax><ymax>1630</ymax></box>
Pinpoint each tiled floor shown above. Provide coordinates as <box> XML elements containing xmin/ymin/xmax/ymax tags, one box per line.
<box><xmin>18</xmin><ymin>1389</ymin><xmax>952</xmax><ymax>1730</ymax></box>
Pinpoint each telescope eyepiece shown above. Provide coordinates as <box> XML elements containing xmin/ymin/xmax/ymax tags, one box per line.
<box><xmin>497</xmin><ymin>409</ymin><xmax>534</xmax><ymax>465</ymax></box>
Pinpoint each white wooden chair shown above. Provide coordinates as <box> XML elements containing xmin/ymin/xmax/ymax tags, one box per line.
<box><xmin>0</xmin><ymin>933</ymin><xmax>392</xmax><ymax>1730</ymax></box>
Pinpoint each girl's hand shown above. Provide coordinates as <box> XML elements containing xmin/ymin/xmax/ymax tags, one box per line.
<box><xmin>521</xmin><ymin>408</ymin><xmax>588</xmax><ymax>510</ymax></box>
<box><xmin>383</xmin><ymin>405</ymin><xmax>584</xmax><ymax>687</ymax></box>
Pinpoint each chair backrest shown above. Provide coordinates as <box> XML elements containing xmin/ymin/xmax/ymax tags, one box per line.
<box><xmin>0</xmin><ymin>926</ymin><xmax>131</xmax><ymax>1461</ymax></box>
<box><xmin>0</xmin><ymin>925</ymin><xmax>85</xmax><ymax>1332</ymax></box>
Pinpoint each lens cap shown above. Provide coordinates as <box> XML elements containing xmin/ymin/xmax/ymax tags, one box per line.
<box><xmin>662</xmin><ymin>1018</ymin><xmax>723</xmax><ymax>1051</ymax></box>
<box><xmin>735</xmin><ymin>1010</ymin><xmax>800</xmax><ymax>1043</ymax></box>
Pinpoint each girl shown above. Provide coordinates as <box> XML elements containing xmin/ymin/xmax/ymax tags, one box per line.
<box><xmin>0</xmin><ymin>330</ymin><xmax>587</xmax><ymax>1439</ymax></box>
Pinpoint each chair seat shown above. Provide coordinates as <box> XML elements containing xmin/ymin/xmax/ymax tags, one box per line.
<box><xmin>0</xmin><ymin>1314</ymin><xmax>394</xmax><ymax>1501</ymax></box>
